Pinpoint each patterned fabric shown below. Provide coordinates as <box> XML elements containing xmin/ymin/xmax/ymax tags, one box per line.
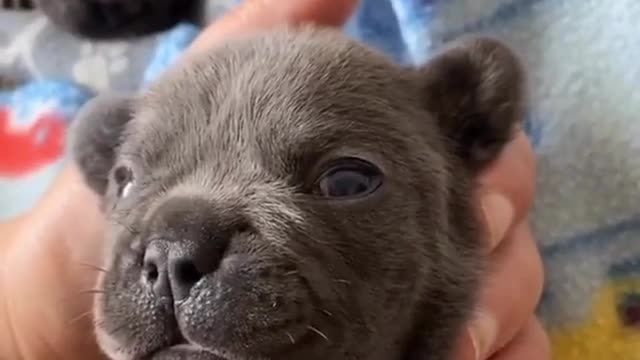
<box><xmin>1</xmin><ymin>1</ymin><xmax>638</xmax><ymax>358</ymax></box>
<box><xmin>0</xmin><ymin>79</ymin><xmax>92</xmax><ymax>218</ymax></box>
<box><xmin>0</xmin><ymin>13</ymin><xmax>204</xmax><ymax>219</ymax></box>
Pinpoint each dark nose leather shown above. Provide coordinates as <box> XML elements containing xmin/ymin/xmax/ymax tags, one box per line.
<box><xmin>141</xmin><ymin>196</ymin><xmax>243</xmax><ymax>301</ymax></box>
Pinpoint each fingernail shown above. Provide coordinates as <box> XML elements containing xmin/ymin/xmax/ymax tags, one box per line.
<box><xmin>467</xmin><ymin>311</ymin><xmax>498</xmax><ymax>360</ymax></box>
<box><xmin>481</xmin><ymin>192</ymin><xmax>514</xmax><ymax>250</ymax></box>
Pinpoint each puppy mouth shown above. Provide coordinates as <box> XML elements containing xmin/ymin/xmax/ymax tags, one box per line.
<box><xmin>135</xmin><ymin>298</ymin><xmax>228</xmax><ymax>360</ymax></box>
<box><xmin>97</xmin><ymin>247</ymin><xmax>336</xmax><ymax>360</ymax></box>
<box><xmin>143</xmin><ymin>323</ymin><xmax>229</xmax><ymax>360</ymax></box>
<box><xmin>147</xmin><ymin>343</ymin><xmax>226</xmax><ymax>360</ymax></box>
<box><xmin>144</xmin><ymin>316</ymin><xmax>326</xmax><ymax>360</ymax></box>
<box><xmin>138</xmin><ymin>300</ymin><xmax>330</xmax><ymax>360</ymax></box>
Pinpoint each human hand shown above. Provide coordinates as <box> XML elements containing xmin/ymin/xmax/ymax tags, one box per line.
<box><xmin>453</xmin><ymin>131</ymin><xmax>549</xmax><ymax>360</ymax></box>
<box><xmin>0</xmin><ymin>166</ymin><xmax>107</xmax><ymax>359</ymax></box>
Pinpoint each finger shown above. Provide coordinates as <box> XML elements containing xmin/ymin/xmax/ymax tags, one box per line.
<box><xmin>454</xmin><ymin>222</ymin><xmax>544</xmax><ymax>360</ymax></box>
<box><xmin>477</xmin><ymin>131</ymin><xmax>536</xmax><ymax>252</ymax></box>
<box><xmin>188</xmin><ymin>0</ymin><xmax>359</xmax><ymax>54</ymax></box>
<box><xmin>490</xmin><ymin>318</ymin><xmax>551</xmax><ymax>360</ymax></box>
<box><xmin>477</xmin><ymin>130</ymin><xmax>536</xmax><ymax>251</ymax></box>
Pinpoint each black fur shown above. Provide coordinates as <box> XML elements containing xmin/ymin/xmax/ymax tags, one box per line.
<box><xmin>34</xmin><ymin>0</ymin><xmax>199</xmax><ymax>39</ymax></box>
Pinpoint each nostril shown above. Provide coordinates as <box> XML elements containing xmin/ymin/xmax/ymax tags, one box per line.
<box><xmin>169</xmin><ymin>258</ymin><xmax>204</xmax><ymax>301</ymax></box>
<box><xmin>143</xmin><ymin>261</ymin><xmax>159</xmax><ymax>283</ymax></box>
<box><xmin>142</xmin><ymin>240</ymin><xmax>171</xmax><ymax>297</ymax></box>
<box><xmin>173</xmin><ymin>260</ymin><xmax>202</xmax><ymax>285</ymax></box>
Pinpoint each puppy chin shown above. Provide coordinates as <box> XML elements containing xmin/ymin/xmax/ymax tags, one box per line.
<box><xmin>92</xmin><ymin>271</ymin><xmax>142</xmax><ymax>360</ymax></box>
<box><xmin>152</xmin><ymin>344</ymin><xmax>230</xmax><ymax>360</ymax></box>
<box><xmin>95</xmin><ymin>327</ymin><xmax>216</xmax><ymax>360</ymax></box>
<box><xmin>95</xmin><ymin>326</ymin><xmax>133</xmax><ymax>360</ymax></box>
<box><xmin>92</xmin><ymin>272</ymin><xmax>125</xmax><ymax>360</ymax></box>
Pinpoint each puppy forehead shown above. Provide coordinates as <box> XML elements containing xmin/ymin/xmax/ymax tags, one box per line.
<box><xmin>125</xmin><ymin>29</ymin><xmax>422</xmax><ymax>170</ymax></box>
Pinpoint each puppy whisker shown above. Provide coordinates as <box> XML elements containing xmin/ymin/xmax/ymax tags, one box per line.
<box><xmin>320</xmin><ymin>309</ymin><xmax>333</xmax><ymax>317</ymax></box>
<box><xmin>75</xmin><ymin>261</ymin><xmax>108</xmax><ymax>273</ymax></box>
<box><xmin>110</xmin><ymin>215</ymin><xmax>140</xmax><ymax>236</ymax></box>
<box><xmin>77</xmin><ymin>288</ymin><xmax>107</xmax><ymax>296</ymax></box>
<box><xmin>106</xmin><ymin>321</ymin><xmax>131</xmax><ymax>336</ymax></box>
<box><xmin>285</xmin><ymin>331</ymin><xmax>296</xmax><ymax>344</ymax></box>
<box><xmin>93</xmin><ymin>318</ymin><xmax>105</xmax><ymax>328</ymax></box>
<box><xmin>56</xmin><ymin>288</ymin><xmax>105</xmax><ymax>305</ymax></box>
<box><xmin>307</xmin><ymin>325</ymin><xmax>330</xmax><ymax>343</ymax></box>
<box><xmin>334</xmin><ymin>279</ymin><xmax>351</xmax><ymax>285</ymax></box>
<box><xmin>68</xmin><ymin>310</ymin><xmax>94</xmax><ymax>325</ymax></box>
<box><xmin>119</xmin><ymin>223</ymin><xmax>140</xmax><ymax>237</ymax></box>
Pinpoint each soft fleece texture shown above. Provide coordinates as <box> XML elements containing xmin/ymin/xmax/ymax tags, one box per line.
<box><xmin>1</xmin><ymin>0</ymin><xmax>639</xmax><ymax>358</ymax></box>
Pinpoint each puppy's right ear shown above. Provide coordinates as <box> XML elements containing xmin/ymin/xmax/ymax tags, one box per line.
<box><xmin>70</xmin><ymin>94</ymin><xmax>134</xmax><ymax>196</ymax></box>
<box><xmin>417</xmin><ymin>36</ymin><xmax>525</xmax><ymax>172</ymax></box>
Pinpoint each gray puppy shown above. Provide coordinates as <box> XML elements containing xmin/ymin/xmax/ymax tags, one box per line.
<box><xmin>71</xmin><ymin>27</ymin><xmax>525</xmax><ymax>360</ymax></box>
<box><xmin>34</xmin><ymin>0</ymin><xmax>198</xmax><ymax>39</ymax></box>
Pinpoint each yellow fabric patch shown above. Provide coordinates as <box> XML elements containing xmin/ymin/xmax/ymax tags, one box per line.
<box><xmin>550</xmin><ymin>277</ymin><xmax>640</xmax><ymax>360</ymax></box>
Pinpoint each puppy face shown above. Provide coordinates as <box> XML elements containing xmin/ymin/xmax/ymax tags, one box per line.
<box><xmin>72</xmin><ymin>28</ymin><xmax>524</xmax><ymax>360</ymax></box>
<box><xmin>35</xmin><ymin>0</ymin><xmax>197</xmax><ymax>39</ymax></box>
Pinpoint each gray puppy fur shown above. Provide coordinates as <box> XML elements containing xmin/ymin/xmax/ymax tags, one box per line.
<box><xmin>71</xmin><ymin>27</ymin><xmax>525</xmax><ymax>360</ymax></box>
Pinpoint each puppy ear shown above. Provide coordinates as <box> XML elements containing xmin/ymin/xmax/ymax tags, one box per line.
<box><xmin>70</xmin><ymin>93</ymin><xmax>134</xmax><ymax>195</ymax></box>
<box><xmin>419</xmin><ymin>36</ymin><xmax>526</xmax><ymax>171</ymax></box>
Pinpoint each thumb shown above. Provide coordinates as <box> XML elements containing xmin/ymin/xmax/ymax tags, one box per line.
<box><xmin>188</xmin><ymin>0</ymin><xmax>359</xmax><ymax>54</ymax></box>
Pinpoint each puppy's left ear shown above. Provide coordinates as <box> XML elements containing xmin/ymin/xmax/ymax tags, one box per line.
<box><xmin>419</xmin><ymin>36</ymin><xmax>526</xmax><ymax>171</ymax></box>
<box><xmin>70</xmin><ymin>93</ymin><xmax>134</xmax><ymax>196</ymax></box>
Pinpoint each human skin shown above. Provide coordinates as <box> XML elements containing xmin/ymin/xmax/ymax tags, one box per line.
<box><xmin>0</xmin><ymin>1</ymin><xmax>548</xmax><ymax>359</ymax></box>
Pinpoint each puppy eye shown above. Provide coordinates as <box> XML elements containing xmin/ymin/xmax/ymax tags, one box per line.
<box><xmin>113</xmin><ymin>165</ymin><xmax>134</xmax><ymax>198</ymax></box>
<box><xmin>315</xmin><ymin>158</ymin><xmax>383</xmax><ymax>199</ymax></box>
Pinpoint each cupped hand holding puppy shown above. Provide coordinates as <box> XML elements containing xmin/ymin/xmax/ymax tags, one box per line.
<box><xmin>0</xmin><ymin>1</ymin><xmax>547</xmax><ymax>359</ymax></box>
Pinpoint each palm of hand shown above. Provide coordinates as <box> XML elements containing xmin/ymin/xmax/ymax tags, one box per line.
<box><xmin>1</xmin><ymin>166</ymin><xmax>106</xmax><ymax>360</ymax></box>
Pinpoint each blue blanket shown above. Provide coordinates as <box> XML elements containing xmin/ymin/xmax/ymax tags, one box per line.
<box><xmin>2</xmin><ymin>0</ymin><xmax>638</xmax><ymax>357</ymax></box>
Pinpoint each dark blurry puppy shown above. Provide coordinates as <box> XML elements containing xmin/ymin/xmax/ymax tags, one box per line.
<box><xmin>71</xmin><ymin>27</ymin><xmax>525</xmax><ymax>360</ymax></box>
<box><xmin>0</xmin><ymin>75</ymin><xmax>18</xmax><ymax>89</ymax></box>
<box><xmin>34</xmin><ymin>0</ymin><xmax>198</xmax><ymax>39</ymax></box>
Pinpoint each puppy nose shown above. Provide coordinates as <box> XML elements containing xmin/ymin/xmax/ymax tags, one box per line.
<box><xmin>142</xmin><ymin>238</ymin><xmax>230</xmax><ymax>301</ymax></box>
<box><xmin>142</xmin><ymin>196</ymin><xmax>242</xmax><ymax>300</ymax></box>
